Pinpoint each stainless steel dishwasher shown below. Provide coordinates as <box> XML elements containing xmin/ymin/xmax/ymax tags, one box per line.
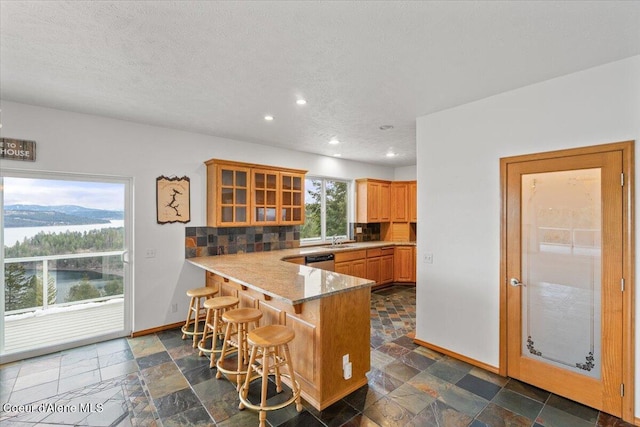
<box><xmin>304</xmin><ymin>253</ymin><xmax>335</xmax><ymax>271</ymax></box>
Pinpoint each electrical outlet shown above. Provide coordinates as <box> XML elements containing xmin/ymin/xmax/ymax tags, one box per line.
<box><xmin>424</xmin><ymin>253</ymin><xmax>433</xmax><ymax>264</ymax></box>
<box><xmin>356</xmin><ymin>227</ymin><xmax>363</xmax><ymax>234</ymax></box>
<box><xmin>343</xmin><ymin>362</ymin><xmax>352</xmax><ymax>380</ymax></box>
<box><xmin>145</xmin><ymin>249</ymin><xmax>156</xmax><ymax>258</ymax></box>
<box><xmin>171</xmin><ymin>303</ymin><xmax>178</xmax><ymax>313</ymax></box>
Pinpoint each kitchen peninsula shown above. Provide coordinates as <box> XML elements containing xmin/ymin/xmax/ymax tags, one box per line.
<box><xmin>186</xmin><ymin>244</ymin><xmax>377</xmax><ymax>411</ymax></box>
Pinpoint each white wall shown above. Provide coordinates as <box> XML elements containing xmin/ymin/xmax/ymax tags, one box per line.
<box><xmin>394</xmin><ymin>165</ymin><xmax>417</xmax><ymax>181</ymax></box>
<box><xmin>0</xmin><ymin>100</ymin><xmax>395</xmax><ymax>332</ymax></box>
<box><xmin>416</xmin><ymin>55</ymin><xmax>640</xmax><ymax>411</ymax></box>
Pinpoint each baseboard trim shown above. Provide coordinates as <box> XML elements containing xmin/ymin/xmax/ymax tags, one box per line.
<box><xmin>131</xmin><ymin>321</ymin><xmax>184</xmax><ymax>338</ymax></box>
<box><xmin>413</xmin><ymin>337</ymin><xmax>501</xmax><ymax>375</ymax></box>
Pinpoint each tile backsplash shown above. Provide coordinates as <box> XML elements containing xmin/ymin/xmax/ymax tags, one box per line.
<box><xmin>185</xmin><ymin>226</ymin><xmax>300</xmax><ymax>258</ymax></box>
<box><xmin>350</xmin><ymin>222</ymin><xmax>381</xmax><ymax>242</ymax></box>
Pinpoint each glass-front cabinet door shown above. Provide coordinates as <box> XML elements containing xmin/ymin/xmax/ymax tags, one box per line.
<box><xmin>252</xmin><ymin>169</ymin><xmax>279</xmax><ymax>224</ymax></box>
<box><xmin>217</xmin><ymin>165</ymin><xmax>250</xmax><ymax>226</ymax></box>
<box><xmin>280</xmin><ymin>172</ymin><xmax>304</xmax><ymax>224</ymax></box>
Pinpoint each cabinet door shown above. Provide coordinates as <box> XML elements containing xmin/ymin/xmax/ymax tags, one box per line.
<box><xmin>367</xmin><ymin>182</ymin><xmax>380</xmax><ymax>222</ymax></box>
<box><xmin>366</xmin><ymin>257</ymin><xmax>381</xmax><ymax>284</ymax></box>
<box><xmin>411</xmin><ymin>247</ymin><xmax>417</xmax><ymax>282</ymax></box>
<box><xmin>381</xmin><ymin>254</ymin><xmax>394</xmax><ymax>284</ymax></box>
<box><xmin>394</xmin><ymin>246</ymin><xmax>414</xmax><ymax>282</ymax></box>
<box><xmin>280</xmin><ymin>172</ymin><xmax>305</xmax><ymax>224</ymax></box>
<box><xmin>252</xmin><ymin>169</ymin><xmax>279</xmax><ymax>224</ymax></box>
<box><xmin>351</xmin><ymin>259</ymin><xmax>367</xmax><ymax>279</ymax></box>
<box><xmin>409</xmin><ymin>181</ymin><xmax>417</xmax><ymax>222</ymax></box>
<box><xmin>335</xmin><ymin>262</ymin><xmax>351</xmax><ymax>275</ymax></box>
<box><xmin>391</xmin><ymin>182</ymin><xmax>408</xmax><ymax>222</ymax></box>
<box><xmin>379</xmin><ymin>182</ymin><xmax>391</xmax><ymax>222</ymax></box>
<box><xmin>217</xmin><ymin>165</ymin><xmax>251</xmax><ymax>226</ymax></box>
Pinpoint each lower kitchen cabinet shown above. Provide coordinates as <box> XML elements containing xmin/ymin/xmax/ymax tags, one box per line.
<box><xmin>394</xmin><ymin>245</ymin><xmax>415</xmax><ymax>283</ymax></box>
<box><xmin>381</xmin><ymin>253</ymin><xmax>394</xmax><ymax>284</ymax></box>
<box><xmin>335</xmin><ymin>250</ymin><xmax>367</xmax><ymax>278</ymax></box>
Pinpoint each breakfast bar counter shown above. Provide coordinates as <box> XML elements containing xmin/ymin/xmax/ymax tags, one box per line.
<box><xmin>186</xmin><ymin>245</ymin><xmax>378</xmax><ymax>410</ymax></box>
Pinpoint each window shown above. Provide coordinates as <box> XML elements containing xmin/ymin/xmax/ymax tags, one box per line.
<box><xmin>301</xmin><ymin>177</ymin><xmax>349</xmax><ymax>243</ymax></box>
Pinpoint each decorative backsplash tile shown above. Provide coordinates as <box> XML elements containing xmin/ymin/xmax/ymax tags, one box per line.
<box><xmin>185</xmin><ymin>226</ymin><xmax>300</xmax><ymax>258</ymax></box>
<box><xmin>350</xmin><ymin>222</ymin><xmax>381</xmax><ymax>242</ymax></box>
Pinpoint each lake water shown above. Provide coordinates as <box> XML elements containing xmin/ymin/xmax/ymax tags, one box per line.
<box><xmin>23</xmin><ymin>269</ymin><xmax>123</xmax><ymax>303</ymax></box>
<box><xmin>3</xmin><ymin>220</ymin><xmax>125</xmax><ymax>246</ymax></box>
<box><xmin>4</xmin><ymin>221</ymin><xmax>125</xmax><ymax>305</ymax></box>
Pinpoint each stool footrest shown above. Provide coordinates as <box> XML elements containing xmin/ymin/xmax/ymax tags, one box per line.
<box><xmin>238</xmin><ymin>373</ymin><xmax>301</xmax><ymax>412</ymax></box>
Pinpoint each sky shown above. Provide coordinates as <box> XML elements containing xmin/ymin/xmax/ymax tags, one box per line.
<box><xmin>2</xmin><ymin>177</ymin><xmax>125</xmax><ymax>211</ymax></box>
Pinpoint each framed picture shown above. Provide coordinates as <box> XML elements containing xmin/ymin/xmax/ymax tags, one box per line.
<box><xmin>156</xmin><ymin>175</ymin><xmax>191</xmax><ymax>224</ymax></box>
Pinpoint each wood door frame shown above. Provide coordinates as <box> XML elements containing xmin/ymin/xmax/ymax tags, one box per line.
<box><xmin>499</xmin><ymin>140</ymin><xmax>635</xmax><ymax>422</ymax></box>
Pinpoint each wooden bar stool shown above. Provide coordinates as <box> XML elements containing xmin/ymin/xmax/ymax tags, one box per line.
<box><xmin>216</xmin><ymin>307</ymin><xmax>263</xmax><ymax>390</ymax></box>
<box><xmin>181</xmin><ymin>286</ymin><xmax>217</xmax><ymax>348</ymax></box>
<box><xmin>239</xmin><ymin>325</ymin><xmax>302</xmax><ymax>427</ymax></box>
<box><xmin>197</xmin><ymin>296</ymin><xmax>240</xmax><ymax>367</ymax></box>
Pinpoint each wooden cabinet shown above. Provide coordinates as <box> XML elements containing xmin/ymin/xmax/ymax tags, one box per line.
<box><xmin>335</xmin><ymin>250</ymin><xmax>367</xmax><ymax>278</ymax></box>
<box><xmin>357</xmin><ymin>178</ymin><xmax>416</xmax><ymax>225</ymax></box>
<box><xmin>207</xmin><ymin>162</ymin><xmax>251</xmax><ymax>226</ymax></box>
<box><xmin>366</xmin><ymin>249</ymin><xmax>381</xmax><ymax>284</ymax></box>
<box><xmin>409</xmin><ymin>181</ymin><xmax>417</xmax><ymax>222</ymax></box>
<box><xmin>381</xmin><ymin>248</ymin><xmax>394</xmax><ymax>284</ymax></box>
<box><xmin>356</xmin><ymin>179</ymin><xmax>391</xmax><ymax>223</ymax></box>
<box><xmin>394</xmin><ymin>245</ymin><xmax>415</xmax><ymax>283</ymax></box>
<box><xmin>391</xmin><ymin>182</ymin><xmax>409</xmax><ymax>222</ymax></box>
<box><xmin>391</xmin><ymin>181</ymin><xmax>417</xmax><ymax>223</ymax></box>
<box><xmin>206</xmin><ymin>159</ymin><xmax>306</xmax><ymax>227</ymax></box>
<box><xmin>252</xmin><ymin>168</ymin><xmax>279</xmax><ymax>224</ymax></box>
<box><xmin>367</xmin><ymin>247</ymin><xmax>394</xmax><ymax>286</ymax></box>
<box><xmin>280</xmin><ymin>172</ymin><xmax>305</xmax><ymax>224</ymax></box>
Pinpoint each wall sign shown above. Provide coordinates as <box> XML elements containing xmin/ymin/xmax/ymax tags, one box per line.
<box><xmin>0</xmin><ymin>138</ymin><xmax>36</xmax><ymax>161</ymax></box>
<box><xmin>156</xmin><ymin>175</ymin><xmax>191</xmax><ymax>224</ymax></box>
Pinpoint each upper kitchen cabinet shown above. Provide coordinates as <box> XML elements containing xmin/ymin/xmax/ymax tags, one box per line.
<box><xmin>391</xmin><ymin>182</ymin><xmax>409</xmax><ymax>222</ymax></box>
<box><xmin>280</xmin><ymin>172</ymin><xmax>305</xmax><ymax>224</ymax></box>
<box><xmin>206</xmin><ymin>159</ymin><xmax>306</xmax><ymax>227</ymax></box>
<box><xmin>207</xmin><ymin>161</ymin><xmax>251</xmax><ymax>226</ymax></box>
<box><xmin>356</xmin><ymin>179</ymin><xmax>391</xmax><ymax>223</ymax></box>
<box><xmin>391</xmin><ymin>181</ymin><xmax>417</xmax><ymax>223</ymax></box>
<box><xmin>252</xmin><ymin>168</ymin><xmax>279</xmax><ymax>224</ymax></box>
<box><xmin>409</xmin><ymin>181</ymin><xmax>417</xmax><ymax>222</ymax></box>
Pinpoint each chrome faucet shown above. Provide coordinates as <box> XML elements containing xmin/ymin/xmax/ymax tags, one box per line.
<box><xmin>332</xmin><ymin>235</ymin><xmax>337</xmax><ymax>246</ymax></box>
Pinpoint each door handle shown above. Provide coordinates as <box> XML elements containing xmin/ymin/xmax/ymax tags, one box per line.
<box><xmin>510</xmin><ymin>278</ymin><xmax>525</xmax><ymax>287</ymax></box>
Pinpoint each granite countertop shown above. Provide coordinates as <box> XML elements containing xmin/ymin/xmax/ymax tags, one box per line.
<box><xmin>186</xmin><ymin>241</ymin><xmax>415</xmax><ymax>306</ymax></box>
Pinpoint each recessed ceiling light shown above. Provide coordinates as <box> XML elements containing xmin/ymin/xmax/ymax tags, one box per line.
<box><xmin>386</xmin><ymin>152</ymin><xmax>398</xmax><ymax>158</ymax></box>
<box><xmin>379</xmin><ymin>125</ymin><xmax>394</xmax><ymax>131</ymax></box>
<box><xmin>264</xmin><ymin>115</ymin><xmax>274</xmax><ymax>121</ymax></box>
<box><xmin>333</xmin><ymin>153</ymin><xmax>342</xmax><ymax>157</ymax></box>
<box><xmin>329</xmin><ymin>139</ymin><xmax>340</xmax><ymax>145</ymax></box>
<box><xmin>296</xmin><ymin>99</ymin><xmax>307</xmax><ymax>105</ymax></box>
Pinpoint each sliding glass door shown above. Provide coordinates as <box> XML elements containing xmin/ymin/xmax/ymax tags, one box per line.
<box><xmin>0</xmin><ymin>171</ymin><xmax>132</xmax><ymax>362</ymax></box>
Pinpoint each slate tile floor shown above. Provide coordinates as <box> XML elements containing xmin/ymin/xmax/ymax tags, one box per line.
<box><xmin>0</xmin><ymin>285</ymin><xmax>635</xmax><ymax>426</ymax></box>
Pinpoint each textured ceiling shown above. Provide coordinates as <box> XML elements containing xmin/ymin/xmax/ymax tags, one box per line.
<box><xmin>1</xmin><ymin>1</ymin><xmax>639</xmax><ymax>166</ymax></box>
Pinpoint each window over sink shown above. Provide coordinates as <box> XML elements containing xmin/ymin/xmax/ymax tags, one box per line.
<box><xmin>301</xmin><ymin>177</ymin><xmax>349</xmax><ymax>244</ymax></box>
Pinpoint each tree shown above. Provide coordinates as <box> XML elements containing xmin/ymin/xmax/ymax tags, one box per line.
<box><xmin>301</xmin><ymin>179</ymin><xmax>348</xmax><ymax>240</ymax></box>
<box><xmin>4</xmin><ymin>263</ymin><xmax>32</xmax><ymax>311</ymax></box>
<box><xmin>326</xmin><ymin>181</ymin><xmax>348</xmax><ymax>236</ymax></box>
<box><xmin>301</xmin><ymin>179</ymin><xmax>322</xmax><ymax>239</ymax></box>
<box><xmin>66</xmin><ymin>276</ymin><xmax>101</xmax><ymax>302</ymax></box>
<box><xmin>103</xmin><ymin>279</ymin><xmax>123</xmax><ymax>296</ymax></box>
<box><xmin>24</xmin><ymin>274</ymin><xmax>57</xmax><ymax>307</ymax></box>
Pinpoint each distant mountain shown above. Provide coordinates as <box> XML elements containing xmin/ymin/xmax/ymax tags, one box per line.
<box><xmin>3</xmin><ymin>205</ymin><xmax>124</xmax><ymax>228</ymax></box>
